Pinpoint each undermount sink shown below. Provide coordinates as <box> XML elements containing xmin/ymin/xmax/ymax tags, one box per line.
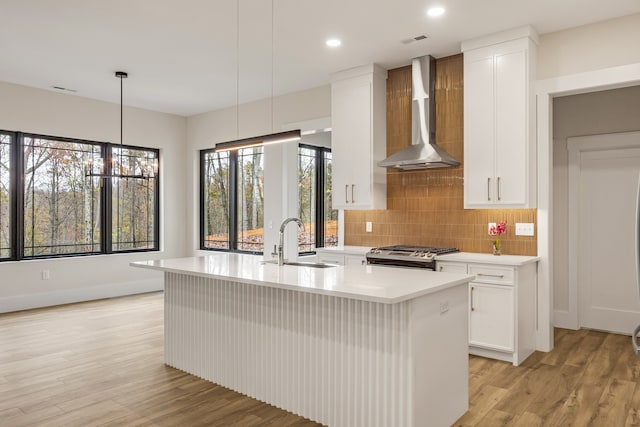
<box><xmin>284</xmin><ymin>261</ymin><xmax>336</xmax><ymax>269</ymax></box>
<box><xmin>262</xmin><ymin>260</ymin><xmax>335</xmax><ymax>269</ymax></box>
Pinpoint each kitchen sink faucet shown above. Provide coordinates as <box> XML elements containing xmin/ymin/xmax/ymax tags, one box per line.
<box><xmin>278</xmin><ymin>218</ymin><xmax>305</xmax><ymax>266</ymax></box>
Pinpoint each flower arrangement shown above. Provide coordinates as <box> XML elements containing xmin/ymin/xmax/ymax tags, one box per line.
<box><xmin>489</xmin><ymin>221</ymin><xmax>507</xmax><ymax>255</ymax></box>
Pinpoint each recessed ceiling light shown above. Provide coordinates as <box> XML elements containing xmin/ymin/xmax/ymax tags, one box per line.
<box><xmin>326</xmin><ymin>38</ymin><xmax>341</xmax><ymax>47</ymax></box>
<box><xmin>427</xmin><ymin>7</ymin><xmax>445</xmax><ymax>17</ymax></box>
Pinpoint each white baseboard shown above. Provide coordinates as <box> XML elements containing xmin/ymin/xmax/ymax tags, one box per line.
<box><xmin>554</xmin><ymin>309</ymin><xmax>579</xmax><ymax>330</ymax></box>
<box><xmin>0</xmin><ymin>279</ymin><xmax>163</xmax><ymax>313</ymax></box>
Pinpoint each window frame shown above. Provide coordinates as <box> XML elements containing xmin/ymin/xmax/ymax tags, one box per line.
<box><xmin>0</xmin><ymin>131</ymin><xmax>17</xmax><ymax>260</ymax></box>
<box><xmin>298</xmin><ymin>143</ymin><xmax>334</xmax><ymax>255</ymax></box>
<box><xmin>200</xmin><ymin>147</ymin><xmax>264</xmax><ymax>255</ymax></box>
<box><xmin>108</xmin><ymin>142</ymin><xmax>161</xmax><ymax>255</ymax></box>
<box><xmin>0</xmin><ymin>130</ymin><xmax>160</xmax><ymax>262</ymax></box>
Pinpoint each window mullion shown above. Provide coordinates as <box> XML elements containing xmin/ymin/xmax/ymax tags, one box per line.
<box><xmin>229</xmin><ymin>151</ymin><xmax>238</xmax><ymax>251</ymax></box>
<box><xmin>13</xmin><ymin>132</ymin><xmax>24</xmax><ymax>260</ymax></box>
<box><xmin>102</xmin><ymin>144</ymin><xmax>112</xmax><ymax>254</ymax></box>
<box><xmin>316</xmin><ymin>148</ymin><xmax>325</xmax><ymax>249</ymax></box>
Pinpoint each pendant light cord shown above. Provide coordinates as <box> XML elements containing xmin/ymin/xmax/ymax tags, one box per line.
<box><xmin>236</xmin><ymin>0</ymin><xmax>240</xmax><ymax>139</ymax></box>
<box><xmin>271</xmin><ymin>0</ymin><xmax>274</xmax><ymax>133</ymax></box>
<box><xmin>120</xmin><ymin>73</ymin><xmax>123</xmax><ymax>174</ymax></box>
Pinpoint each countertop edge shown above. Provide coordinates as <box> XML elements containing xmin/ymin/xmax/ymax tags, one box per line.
<box><xmin>130</xmin><ymin>259</ymin><xmax>474</xmax><ymax>304</ymax></box>
<box><xmin>435</xmin><ymin>252</ymin><xmax>540</xmax><ymax>266</ymax></box>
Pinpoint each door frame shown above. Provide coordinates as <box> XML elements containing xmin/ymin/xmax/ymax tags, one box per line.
<box><xmin>536</xmin><ymin>62</ymin><xmax>640</xmax><ymax>351</ymax></box>
<box><xmin>566</xmin><ymin>132</ymin><xmax>640</xmax><ymax>329</ymax></box>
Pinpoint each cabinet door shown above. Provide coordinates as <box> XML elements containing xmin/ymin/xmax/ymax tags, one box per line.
<box><xmin>331</xmin><ymin>77</ymin><xmax>372</xmax><ymax>209</ymax></box>
<box><xmin>469</xmin><ymin>282</ymin><xmax>514</xmax><ymax>351</ymax></box>
<box><xmin>464</xmin><ymin>54</ymin><xmax>496</xmax><ymax>207</ymax></box>
<box><xmin>495</xmin><ymin>49</ymin><xmax>527</xmax><ymax>205</ymax></box>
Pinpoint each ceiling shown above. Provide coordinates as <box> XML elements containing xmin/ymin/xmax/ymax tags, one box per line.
<box><xmin>1</xmin><ymin>0</ymin><xmax>639</xmax><ymax>117</ymax></box>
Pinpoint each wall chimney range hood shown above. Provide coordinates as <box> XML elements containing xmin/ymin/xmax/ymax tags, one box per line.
<box><xmin>378</xmin><ymin>55</ymin><xmax>460</xmax><ymax>170</ymax></box>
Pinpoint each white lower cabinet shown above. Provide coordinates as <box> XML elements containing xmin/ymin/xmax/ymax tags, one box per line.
<box><xmin>315</xmin><ymin>247</ymin><xmax>369</xmax><ymax>266</ymax></box>
<box><xmin>469</xmin><ymin>283</ymin><xmax>514</xmax><ymax>352</ymax></box>
<box><xmin>436</xmin><ymin>258</ymin><xmax>537</xmax><ymax>366</ymax></box>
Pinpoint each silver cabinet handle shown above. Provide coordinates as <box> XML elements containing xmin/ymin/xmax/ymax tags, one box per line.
<box><xmin>476</xmin><ymin>273</ymin><xmax>504</xmax><ymax>278</ymax></box>
<box><xmin>487</xmin><ymin>177</ymin><xmax>491</xmax><ymax>201</ymax></box>
<box><xmin>497</xmin><ymin>176</ymin><xmax>502</xmax><ymax>201</ymax></box>
<box><xmin>470</xmin><ymin>286</ymin><xmax>475</xmax><ymax>311</ymax></box>
<box><xmin>351</xmin><ymin>184</ymin><xmax>355</xmax><ymax>203</ymax></box>
<box><xmin>345</xmin><ymin>184</ymin><xmax>349</xmax><ymax>203</ymax></box>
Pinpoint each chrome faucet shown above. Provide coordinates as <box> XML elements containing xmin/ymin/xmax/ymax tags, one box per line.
<box><xmin>278</xmin><ymin>217</ymin><xmax>305</xmax><ymax>266</ymax></box>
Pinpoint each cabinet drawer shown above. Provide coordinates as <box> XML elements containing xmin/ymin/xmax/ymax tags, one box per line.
<box><xmin>437</xmin><ymin>262</ymin><xmax>468</xmax><ymax>274</ymax></box>
<box><xmin>469</xmin><ymin>264</ymin><xmax>514</xmax><ymax>284</ymax></box>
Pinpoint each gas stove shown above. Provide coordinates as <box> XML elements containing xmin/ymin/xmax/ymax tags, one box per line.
<box><xmin>365</xmin><ymin>245</ymin><xmax>459</xmax><ymax>270</ymax></box>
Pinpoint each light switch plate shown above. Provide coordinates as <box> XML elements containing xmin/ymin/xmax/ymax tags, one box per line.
<box><xmin>515</xmin><ymin>222</ymin><xmax>535</xmax><ymax>236</ymax></box>
<box><xmin>365</xmin><ymin>221</ymin><xmax>372</xmax><ymax>233</ymax></box>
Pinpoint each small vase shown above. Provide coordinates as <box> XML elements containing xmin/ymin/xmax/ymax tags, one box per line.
<box><xmin>492</xmin><ymin>240</ymin><xmax>501</xmax><ymax>256</ymax></box>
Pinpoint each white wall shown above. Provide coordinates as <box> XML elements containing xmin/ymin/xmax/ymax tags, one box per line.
<box><xmin>538</xmin><ymin>13</ymin><xmax>640</xmax><ymax>80</ymax></box>
<box><xmin>0</xmin><ymin>82</ymin><xmax>188</xmax><ymax>312</ymax></box>
<box><xmin>186</xmin><ymin>85</ymin><xmax>331</xmax><ymax>259</ymax></box>
<box><xmin>552</xmin><ymin>85</ymin><xmax>640</xmax><ymax>315</ymax></box>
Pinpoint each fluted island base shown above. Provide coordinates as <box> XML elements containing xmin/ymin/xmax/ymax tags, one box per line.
<box><xmin>163</xmin><ymin>272</ymin><xmax>468</xmax><ymax>427</ymax></box>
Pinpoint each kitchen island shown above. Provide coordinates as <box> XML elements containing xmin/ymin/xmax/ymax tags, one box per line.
<box><xmin>131</xmin><ymin>254</ymin><xmax>474</xmax><ymax>427</ymax></box>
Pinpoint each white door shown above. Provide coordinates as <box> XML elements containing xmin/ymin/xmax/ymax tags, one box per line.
<box><xmin>578</xmin><ymin>146</ymin><xmax>640</xmax><ymax>334</ymax></box>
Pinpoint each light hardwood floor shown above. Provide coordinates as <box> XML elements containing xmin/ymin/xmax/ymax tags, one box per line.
<box><xmin>1</xmin><ymin>292</ymin><xmax>639</xmax><ymax>426</ymax></box>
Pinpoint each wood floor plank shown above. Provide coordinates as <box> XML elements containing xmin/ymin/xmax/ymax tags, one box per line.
<box><xmin>591</xmin><ymin>378</ymin><xmax>636</xmax><ymax>426</ymax></box>
<box><xmin>4</xmin><ymin>292</ymin><xmax>640</xmax><ymax>426</ymax></box>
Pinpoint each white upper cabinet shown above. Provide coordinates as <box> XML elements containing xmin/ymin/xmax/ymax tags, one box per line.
<box><xmin>462</xmin><ymin>27</ymin><xmax>538</xmax><ymax>209</ymax></box>
<box><xmin>331</xmin><ymin>64</ymin><xmax>387</xmax><ymax>210</ymax></box>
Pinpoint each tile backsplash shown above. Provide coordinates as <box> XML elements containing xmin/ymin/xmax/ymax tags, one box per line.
<box><xmin>343</xmin><ymin>54</ymin><xmax>537</xmax><ymax>256</ymax></box>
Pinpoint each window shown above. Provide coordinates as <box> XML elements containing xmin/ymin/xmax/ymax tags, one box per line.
<box><xmin>200</xmin><ymin>143</ymin><xmax>334</xmax><ymax>255</ymax></box>
<box><xmin>0</xmin><ymin>130</ymin><xmax>159</xmax><ymax>261</ymax></box>
<box><xmin>298</xmin><ymin>144</ymin><xmax>337</xmax><ymax>253</ymax></box>
<box><xmin>236</xmin><ymin>147</ymin><xmax>264</xmax><ymax>252</ymax></box>
<box><xmin>23</xmin><ymin>136</ymin><xmax>101</xmax><ymax>256</ymax></box>
<box><xmin>201</xmin><ymin>146</ymin><xmax>264</xmax><ymax>253</ymax></box>
<box><xmin>111</xmin><ymin>146</ymin><xmax>159</xmax><ymax>252</ymax></box>
<box><xmin>0</xmin><ymin>132</ymin><xmax>13</xmax><ymax>259</ymax></box>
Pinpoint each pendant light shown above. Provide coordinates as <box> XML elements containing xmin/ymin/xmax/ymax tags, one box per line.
<box><xmin>84</xmin><ymin>71</ymin><xmax>158</xmax><ymax>179</ymax></box>
<box><xmin>214</xmin><ymin>0</ymin><xmax>300</xmax><ymax>152</ymax></box>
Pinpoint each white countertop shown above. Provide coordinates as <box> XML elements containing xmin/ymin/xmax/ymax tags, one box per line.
<box><xmin>435</xmin><ymin>252</ymin><xmax>540</xmax><ymax>266</ymax></box>
<box><xmin>131</xmin><ymin>254</ymin><xmax>473</xmax><ymax>304</ymax></box>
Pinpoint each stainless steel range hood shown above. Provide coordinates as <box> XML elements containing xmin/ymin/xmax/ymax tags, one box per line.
<box><xmin>378</xmin><ymin>55</ymin><xmax>460</xmax><ymax>170</ymax></box>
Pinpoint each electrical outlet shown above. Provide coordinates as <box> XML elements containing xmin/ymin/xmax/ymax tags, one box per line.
<box><xmin>488</xmin><ymin>222</ymin><xmax>496</xmax><ymax>234</ymax></box>
<box><xmin>365</xmin><ymin>221</ymin><xmax>372</xmax><ymax>233</ymax></box>
<box><xmin>440</xmin><ymin>301</ymin><xmax>449</xmax><ymax>314</ymax></box>
<box><xmin>41</xmin><ymin>270</ymin><xmax>50</xmax><ymax>280</ymax></box>
<box><xmin>515</xmin><ymin>223</ymin><xmax>535</xmax><ymax>236</ymax></box>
